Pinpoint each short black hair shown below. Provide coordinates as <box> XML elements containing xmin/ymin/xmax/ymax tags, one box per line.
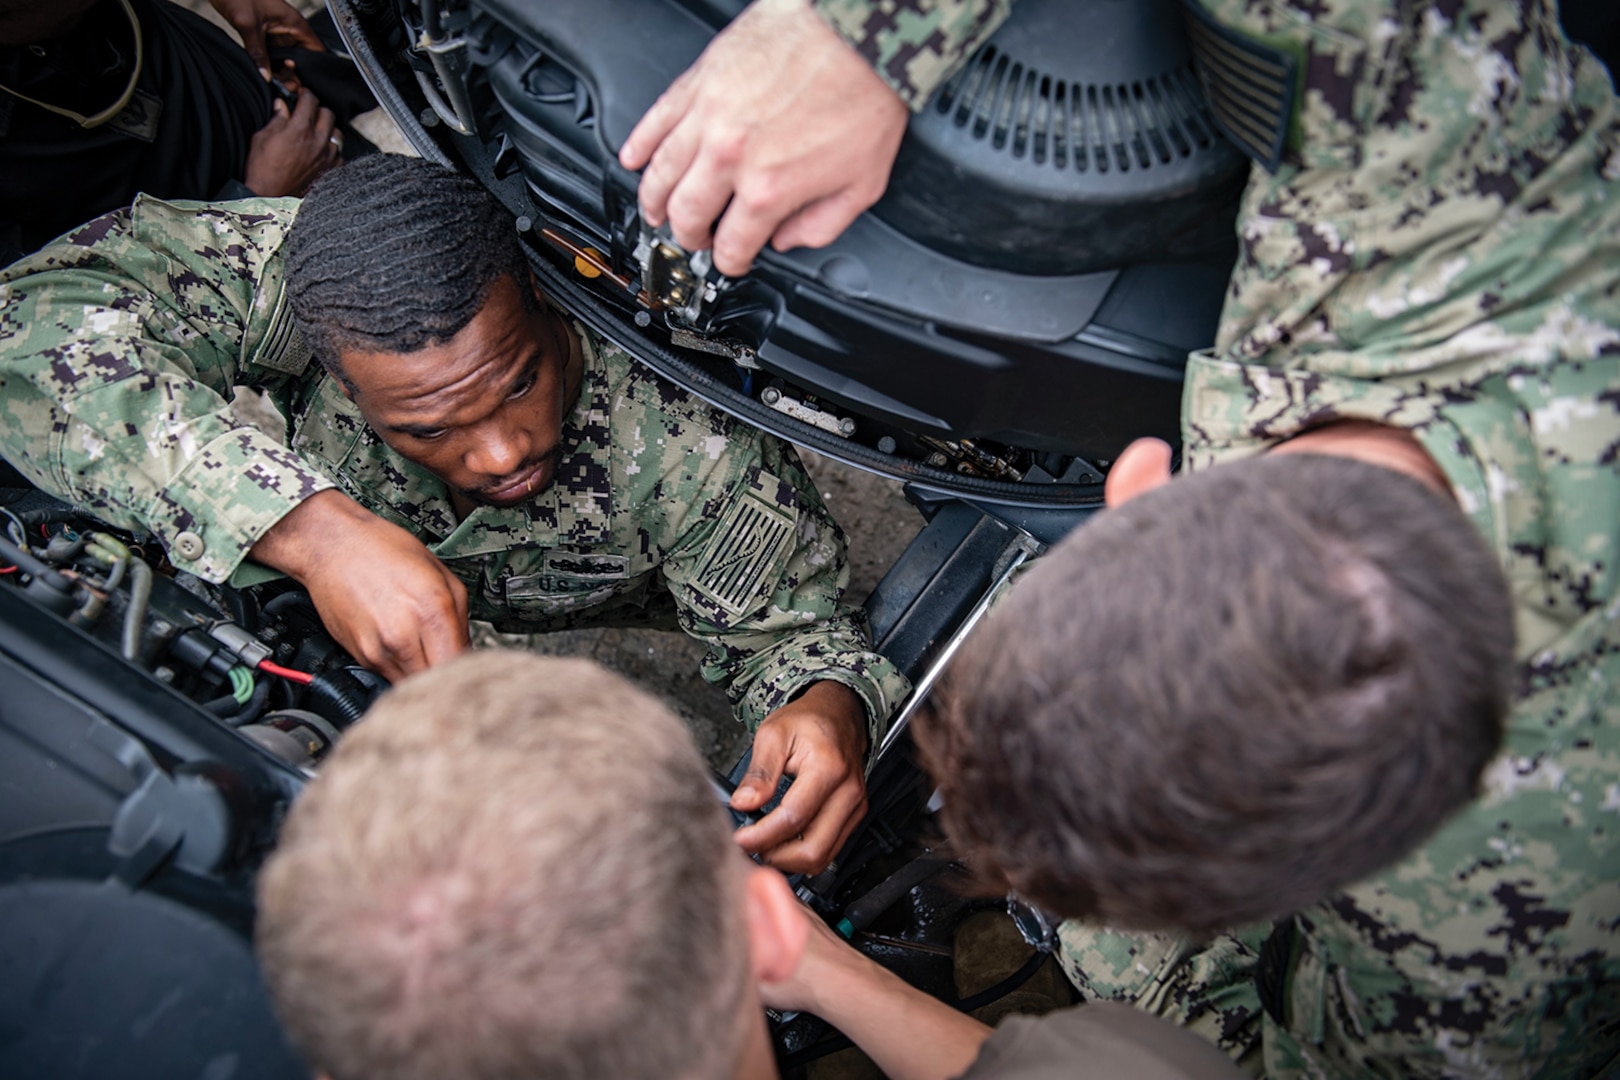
<box><xmin>920</xmin><ymin>454</ymin><xmax>1515</xmax><ymax>936</ymax></box>
<box><xmin>283</xmin><ymin>155</ymin><xmax>533</xmax><ymax>374</ymax></box>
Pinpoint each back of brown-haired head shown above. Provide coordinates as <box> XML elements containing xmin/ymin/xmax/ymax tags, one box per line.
<box><xmin>255</xmin><ymin>650</ymin><xmax>750</xmax><ymax>1080</ymax></box>
<box><xmin>918</xmin><ymin>454</ymin><xmax>1514</xmax><ymax>937</ymax></box>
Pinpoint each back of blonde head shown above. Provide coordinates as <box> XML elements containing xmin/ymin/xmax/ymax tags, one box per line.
<box><xmin>256</xmin><ymin>650</ymin><xmax>749</xmax><ymax>1080</ymax></box>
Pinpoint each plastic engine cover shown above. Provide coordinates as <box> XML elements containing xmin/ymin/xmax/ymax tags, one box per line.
<box><xmin>876</xmin><ymin>0</ymin><xmax>1251</xmax><ymax>275</ymax></box>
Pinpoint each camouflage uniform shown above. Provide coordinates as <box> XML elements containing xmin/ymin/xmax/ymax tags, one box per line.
<box><xmin>823</xmin><ymin>0</ymin><xmax>1620</xmax><ymax>1074</ymax></box>
<box><xmin>0</xmin><ymin>196</ymin><xmax>910</xmax><ymax>736</ymax></box>
<box><xmin>1059</xmin><ymin>1</ymin><xmax>1620</xmax><ymax>1078</ymax></box>
<box><xmin>812</xmin><ymin>0</ymin><xmax>1013</xmax><ymax>109</ymax></box>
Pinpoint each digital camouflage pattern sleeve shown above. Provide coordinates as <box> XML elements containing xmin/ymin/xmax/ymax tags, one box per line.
<box><xmin>1058</xmin><ymin>0</ymin><xmax>1620</xmax><ymax>1076</ymax></box>
<box><xmin>0</xmin><ymin>195</ymin><xmax>330</xmax><ymax>585</ymax></box>
<box><xmin>812</xmin><ymin>0</ymin><xmax>1013</xmax><ymax>109</ymax></box>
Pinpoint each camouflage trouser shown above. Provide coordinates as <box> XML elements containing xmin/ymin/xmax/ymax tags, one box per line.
<box><xmin>1056</xmin><ymin>920</ymin><xmax>1270</xmax><ymax>1076</ymax></box>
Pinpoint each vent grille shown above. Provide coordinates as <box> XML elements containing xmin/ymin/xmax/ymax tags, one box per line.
<box><xmin>933</xmin><ymin>45</ymin><xmax>1219</xmax><ymax>172</ymax></box>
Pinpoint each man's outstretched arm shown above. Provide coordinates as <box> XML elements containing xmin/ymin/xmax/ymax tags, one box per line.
<box><xmin>0</xmin><ymin>200</ymin><xmax>466</xmax><ymax>681</ymax></box>
<box><xmin>760</xmin><ymin>895</ymin><xmax>992</xmax><ymax>1080</ymax></box>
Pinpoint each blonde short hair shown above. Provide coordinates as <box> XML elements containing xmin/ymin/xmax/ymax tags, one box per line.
<box><xmin>256</xmin><ymin>650</ymin><xmax>749</xmax><ymax>1080</ymax></box>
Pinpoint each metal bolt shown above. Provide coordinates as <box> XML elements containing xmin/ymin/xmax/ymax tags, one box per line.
<box><xmin>633</xmin><ymin>310</ymin><xmax>652</xmax><ymax>328</ymax></box>
<box><xmin>877</xmin><ymin>436</ymin><xmax>897</xmax><ymax>455</ymax></box>
<box><xmin>838</xmin><ymin>417</ymin><xmax>857</xmax><ymax>437</ymax></box>
<box><xmin>515</xmin><ymin>216</ymin><xmax>533</xmax><ymax>234</ymax></box>
<box><xmin>926</xmin><ymin>452</ymin><xmax>949</xmax><ymax>468</ymax></box>
<box><xmin>761</xmin><ymin>387</ymin><xmax>782</xmax><ymax>406</ymax></box>
<box><xmin>419</xmin><ymin>108</ymin><xmax>440</xmax><ymax>128</ymax></box>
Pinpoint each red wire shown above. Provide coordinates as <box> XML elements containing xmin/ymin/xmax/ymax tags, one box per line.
<box><xmin>258</xmin><ymin>659</ymin><xmax>315</xmax><ymax>685</ymax></box>
<box><xmin>0</xmin><ymin>566</ymin><xmax>15</xmax><ymax>575</ymax></box>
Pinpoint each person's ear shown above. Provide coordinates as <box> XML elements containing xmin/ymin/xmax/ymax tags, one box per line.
<box><xmin>1105</xmin><ymin>438</ymin><xmax>1174</xmax><ymax>508</ymax></box>
<box><xmin>743</xmin><ymin>865</ymin><xmax>810</xmax><ymax>985</ymax></box>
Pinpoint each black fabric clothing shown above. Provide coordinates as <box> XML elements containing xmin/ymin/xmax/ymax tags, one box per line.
<box><xmin>266</xmin><ymin>44</ymin><xmax>375</xmax><ymax>123</ymax></box>
<box><xmin>0</xmin><ymin>0</ymin><xmax>269</xmax><ymax>265</ymax></box>
<box><xmin>956</xmin><ymin>1003</ymin><xmax>1246</xmax><ymax>1080</ymax></box>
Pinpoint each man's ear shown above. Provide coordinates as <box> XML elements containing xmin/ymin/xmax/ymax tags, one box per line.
<box><xmin>1105</xmin><ymin>438</ymin><xmax>1174</xmax><ymax>508</ymax></box>
<box><xmin>743</xmin><ymin>865</ymin><xmax>810</xmax><ymax>985</ymax></box>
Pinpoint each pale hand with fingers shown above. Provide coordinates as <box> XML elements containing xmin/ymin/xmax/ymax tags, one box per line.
<box><xmin>618</xmin><ymin>0</ymin><xmax>908</xmax><ymax>277</ymax></box>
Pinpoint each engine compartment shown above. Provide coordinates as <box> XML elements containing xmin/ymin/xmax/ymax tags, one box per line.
<box><xmin>332</xmin><ymin>0</ymin><xmax>1242</xmax><ymax>503</ymax></box>
<box><xmin>0</xmin><ymin>485</ymin><xmax>385</xmax><ymax>766</ymax></box>
<box><xmin>0</xmin><ymin>470</ymin><xmax>1067</xmax><ymax>1076</ymax></box>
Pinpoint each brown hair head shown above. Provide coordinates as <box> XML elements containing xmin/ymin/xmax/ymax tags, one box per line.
<box><xmin>918</xmin><ymin>454</ymin><xmax>1514</xmax><ymax>936</ymax></box>
<box><xmin>256</xmin><ymin>650</ymin><xmax>749</xmax><ymax>1080</ymax></box>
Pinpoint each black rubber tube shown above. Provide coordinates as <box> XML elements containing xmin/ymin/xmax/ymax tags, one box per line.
<box><xmin>307</xmin><ymin>671</ymin><xmax>366</xmax><ymax>726</ymax></box>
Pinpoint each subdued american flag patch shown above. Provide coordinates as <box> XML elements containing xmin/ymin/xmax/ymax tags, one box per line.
<box><xmin>691</xmin><ymin>487</ymin><xmax>796</xmax><ymax>615</ymax></box>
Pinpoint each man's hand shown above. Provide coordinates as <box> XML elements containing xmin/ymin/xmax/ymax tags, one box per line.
<box><xmin>732</xmin><ymin>680</ymin><xmax>869</xmax><ymax>874</ymax></box>
<box><xmin>243</xmin><ymin>88</ymin><xmax>341</xmax><ymax>198</ymax></box>
<box><xmin>207</xmin><ymin>0</ymin><xmax>324</xmax><ymax>82</ymax></box>
<box><xmin>617</xmin><ymin>0</ymin><xmax>908</xmax><ymax>276</ymax></box>
<box><xmin>249</xmin><ymin>490</ymin><xmax>470</xmax><ymax>682</ymax></box>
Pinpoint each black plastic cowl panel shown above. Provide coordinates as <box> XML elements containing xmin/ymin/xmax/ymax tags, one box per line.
<box><xmin>341</xmin><ymin>0</ymin><xmax>1239</xmax><ymax>482</ymax></box>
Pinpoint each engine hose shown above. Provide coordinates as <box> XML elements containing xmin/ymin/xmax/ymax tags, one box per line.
<box><xmin>43</xmin><ymin>533</ymin><xmax>88</xmax><ymax>562</ymax></box>
<box><xmin>0</xmin><ymin>532</ymin><xmax>70</xmax><ymax>587</ymax></box>
<box><xmin>835</xmin><ymin>849</ymin><xmax>954</xmax><ymax>936</ymax></box>
<box><xmin>100</xmin><ymin>552</ymin><xmax>128</xmax><ymax>593</ymax></box>
<box><xmin>307</xmin><ymin>671</ymin><xmax>367</xmax><ymax>726</ymax></box>
<box><xmin>205</xmin><ymin>670</ymin><xmax>271</xmax><ymax>725</ymax></box>
<box><xmin>120</xmin><ymin>558</ymin><xmax>153</xmax><ymax>661</ymax></box>
<box><xmin>204</xmin><ymin>693</ymin><xmax>238</xmax><ymax>715</ymax></box>
<box><xmin>956</xmin><ymin>948</ymin><xmax>1050</xmax><ymax>1012</ymax></box>
<box><xmin>0</xmin><ymin>505</ymin><xmax>25</xmax><ymax>545</ymax></box>
<box><xmin>262</xmin><ymin>590</ymin><xmax>314</xmax><ymax>620</ymax></box>
<box><xmin>228</xmin><ymin>673</ymin><xmax>273</xmax><ymax>727</ymax></box>
<box><xmin>86</xmin><ymin>533</ymin><xmax>132</xmax><ymax>593</ymax></box>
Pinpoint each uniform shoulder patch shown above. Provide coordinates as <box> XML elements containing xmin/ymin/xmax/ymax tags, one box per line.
<box><xmin>690</xmin><ymin>474</ymin><xmax>798</xmax><ymax>617</ymax></box>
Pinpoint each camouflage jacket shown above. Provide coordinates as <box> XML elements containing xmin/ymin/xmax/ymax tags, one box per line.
<box><xmin>0</xmin><ymin>196</ymin><xmax>910</xmax><ymax>735</ymax></box>
<box><xmin>811</xmin><ymin>0</ymin><xmax>1012</xmax><ymax>109</ymax></box>
<box><xmin>1063</xmin><ymin>1</ymin><xmax>1620</xmax><ymax>1078</ymax></box>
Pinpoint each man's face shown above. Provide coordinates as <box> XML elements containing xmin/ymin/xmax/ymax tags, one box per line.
<box><xmin>338</xmin><ymin>275</ymin><xmax>582</xmax><ymax>509</ymax></box>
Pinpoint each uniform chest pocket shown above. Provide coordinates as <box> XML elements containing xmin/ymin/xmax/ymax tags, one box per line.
<box><xmin>499</xmin><ymin>551</ymin><xmax>646</xmax><ymax>619</ymax></box>
<box><xmin>506</xmin><ymin>552</ymin><xmax>630</xmax><ymax>597</ymax></box>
